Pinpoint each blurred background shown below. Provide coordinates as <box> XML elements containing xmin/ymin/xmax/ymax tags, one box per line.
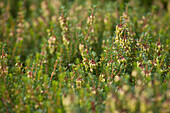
<box><xmin>1</xmin><ymin>0</ymin><xmax>169</xmax><ymax>18</ymax></box>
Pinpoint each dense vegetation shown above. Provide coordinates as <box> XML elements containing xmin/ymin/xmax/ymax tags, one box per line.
<box><xmin>0</xmin><ymin>0</ymin><xmax>170</xmax><ymax>112</ymax></box>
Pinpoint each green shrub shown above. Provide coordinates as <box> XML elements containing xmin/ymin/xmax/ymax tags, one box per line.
<box><xmin>0</xmin><ymin>0</ymin><xmax>169</xmax><ymax>112</ymax></box>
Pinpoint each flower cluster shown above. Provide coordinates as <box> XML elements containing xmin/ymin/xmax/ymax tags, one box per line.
<box><xmin>58</xmin><ymin>15</ymin><xmax>68</xmax><ymax>32</ymax></box>
<box><xmin>48</xmin><ymin>36</ymin><xmax>56</xmax><ymax>54</ymax></box>
<box><xmin>87</xmin><ymin>15</ymin><xmax>95</xmax><ymax>25</ymax></box>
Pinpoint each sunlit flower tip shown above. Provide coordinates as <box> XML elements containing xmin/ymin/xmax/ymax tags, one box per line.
<box><xmin>158</xmin><ymin>44</ymin><xmax>161</xmax><ymax>49</ymax></box>
<box><xmin>58</xmin><ymin>16</ymin><xmax>62</xmax><ymax>21</ymax></box>
<box><xmin>79</xmin><ymin>44</ymin><xmax>84</xmax><ymax>51</ymax></box>
<box><xmin>41</xmin><ymin>90</ymin><xmax>44</xmax><ymax>94</ymax></box>
<box><xmin>120</xmin><ymin>57</ymin><xmax>126</xmax><ymax>62</ymax></box>
<box><xmin>117</xmin><ymin>59</ymin><xmax>120</xmax><ymax>63</ymax></box>
<box><xmin>114</xmin><ymin>76</ymin><xmax>120</xmax><ymax>82</ymax></box>
<box><xmin>92</xmin><ymin>89</ymin><xmax>96</xmax><ymax>95</ymax></box>
<box><xmin>89</xmin><ymin>60</ymin><xmax>96</xmax><ymax>66</ymax></box>
<box><xmin>90</xmin><ymin>68</ymin><xmax>93</xmax><ymax>72</ymax></box>
<box><xmin>76</xmin><ymin>78</ymin><xmax>82</xmax><ymax>88</ymax></box>
<box><xmin>99</xmin><ymin>74</ymin><xmax>105</xmax><ymax>82</ymax></box>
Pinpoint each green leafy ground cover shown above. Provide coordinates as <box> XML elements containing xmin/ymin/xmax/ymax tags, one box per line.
<box><xmin>0</xmin><ymin>0</ymin><xmax>170</xmax><ymax>112</ymax></box>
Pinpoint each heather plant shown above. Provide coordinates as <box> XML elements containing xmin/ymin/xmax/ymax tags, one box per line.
<box><xmin>0</xmin><ymin>0</ymin><xmax>170</xmax><ymax>113</ymax></box>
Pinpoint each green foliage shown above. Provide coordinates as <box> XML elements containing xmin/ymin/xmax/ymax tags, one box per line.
<box><xmin>0</xmin><ymin>0</ymin><xmax>170</xmax><ymax>112</ymax></box>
